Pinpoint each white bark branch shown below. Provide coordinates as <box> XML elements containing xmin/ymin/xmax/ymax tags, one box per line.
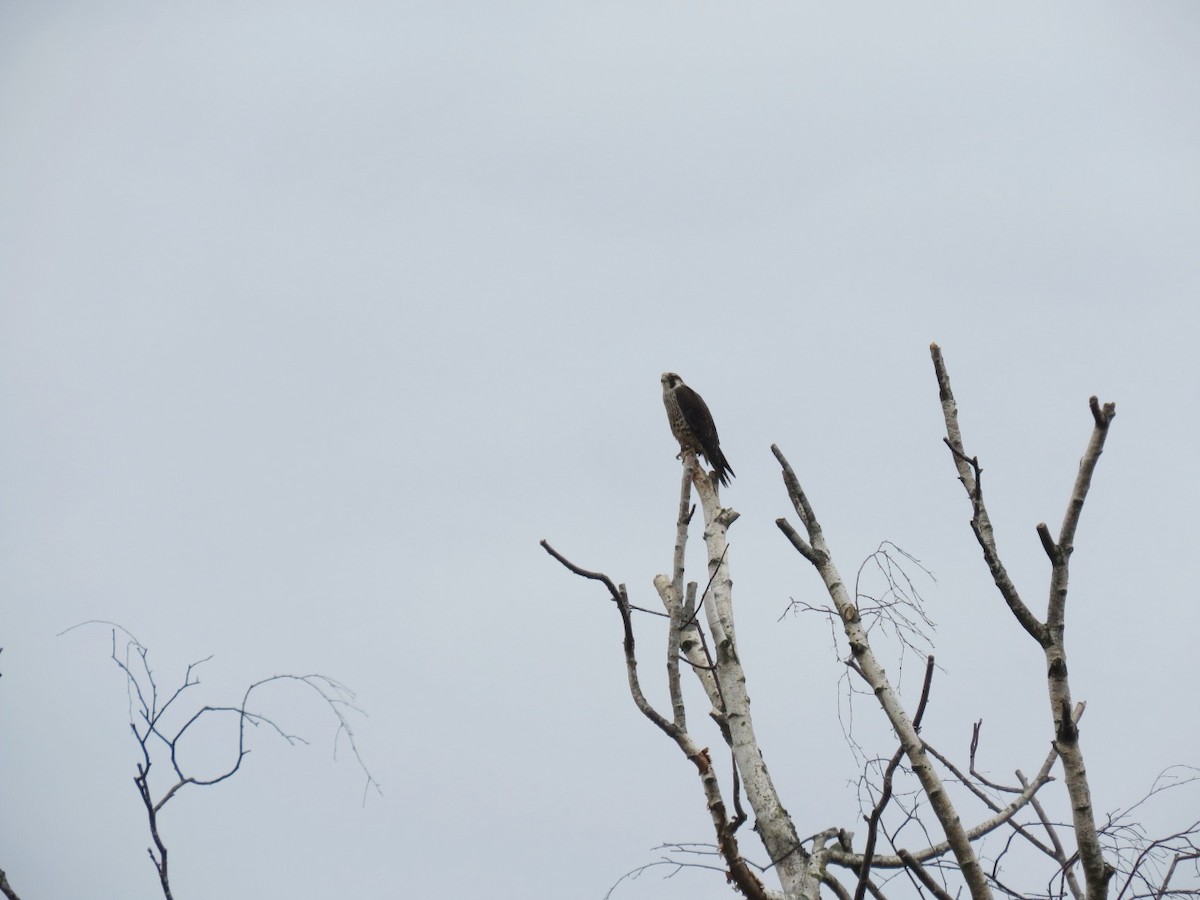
<box><xmin>929</xmin><ymin>344</ymin><xmax>1117</xmax><ymax>900</ymax></box>
<box><xmin>687</xmin><ymin>453</ymin><xmax>819</xmax><ymax>900</ymax></box>
<box><xmin>654</xmin><ymin>458</ymin><xmax>724</xmax><ymax>732</ymax></box>
<box><xmin>1044</xmin><ymin>396</ymin><xmax>1117</xmax><ymax>900</ymax></box>
<box><xmin>930</xmin><ymin>344</ymin><xmax>1046</xmax><ymax>643</ymax></box>
<box><xmin>773</xmin><ymin>444</ymin><xmax>993</xmax><ymax>900</ymax></box>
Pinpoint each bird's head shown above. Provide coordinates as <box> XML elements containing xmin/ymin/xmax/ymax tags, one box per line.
<box><xmin>661</xmin><ymin>372</ymin><xmax>684</xmax><ymax>390</ymax></box>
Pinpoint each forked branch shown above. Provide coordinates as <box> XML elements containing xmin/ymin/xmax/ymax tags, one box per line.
<box><xmin>929</xmin><ymin>343</ymin><xmax>1117</xmax><ymax>900</ymax></box>
<box><xmin>930</xmin><ymin>345</ymin><xmax>1046</xmax><ymax>644</ymax></box>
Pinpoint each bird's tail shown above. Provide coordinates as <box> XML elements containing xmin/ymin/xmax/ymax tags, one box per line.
<box><xmin>712</xmin><ymin>454</ymin><xmax>734</xmax><ymax>488</ymax></box>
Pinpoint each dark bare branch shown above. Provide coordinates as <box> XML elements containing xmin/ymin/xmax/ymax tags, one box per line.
<box><xmin>898</xmin><ymin>849</ymin><xmax>956</xmax><ymax>900</ymax></box>
<box><xmin>1037</xmin><ymin>523</ymin><xmax>1060</xmax><ymax>564</ymax></box>
<box><xmin>856</xmin><ymin>748</ymin><xmax>907</xmax><ymax>900</ymax></box>
<box><xmin>912</xmin><ymin>656</ymin><xmax>935</xmax><ymax>733</ymax></box>
<box><xmin>543</xmin><ymin>540</ymin><xmax>773</xmax><ymax>898</ymax></box>
<box><xmin>855</xmin><ymin>658</ymin><xmax>938</xmax><ymax>900</ymax></box>
<box><xmin>539</xmin><ymin>539</ymin><xmax>624</xmax><ymax>603</ymax></box>
<box><xmin>926</xmin><ymin>725</ymin><xmax>1070</xmax><ymax>868</ymax></box>
<box><xmin>0</xmin><ymin>868</ymin><xmax>22</xmax><ymax>900</ymax></box>
<box><xmin>830</xmin><ymin>744</ymin><xmax>1059</xmax><ymax>873</ymax></box>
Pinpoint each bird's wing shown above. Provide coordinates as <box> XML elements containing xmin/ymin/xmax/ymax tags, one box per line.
<box><xmin>676</xmin><ymin>385</ymin><xmax>719</xmax><ymax>448</ymax></box>
<box><xmin>677</xmin><ymin>383</ymin><xmax>734</xmax><ymax>485</ymax></box>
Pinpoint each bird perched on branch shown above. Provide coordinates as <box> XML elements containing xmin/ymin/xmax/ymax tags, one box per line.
<box><xmin>661</xmin><ymin>372</ymin><xmax>735</xmax><ymax>487</ymax></box>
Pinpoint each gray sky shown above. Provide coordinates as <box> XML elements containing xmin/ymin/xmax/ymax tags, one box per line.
<box><xmin>2</xmin><ymin>3</ymin><xmax>1198</xmax><ymax>898</ymax></box>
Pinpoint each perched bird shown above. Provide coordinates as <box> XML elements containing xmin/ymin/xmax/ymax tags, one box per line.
<box><xmin>661</xmin><ymin>372</ymin><xmax>735</xmax><ymax>487</ymax></box>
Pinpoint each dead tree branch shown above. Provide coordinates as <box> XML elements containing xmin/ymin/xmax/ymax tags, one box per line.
<box><xmin>540</xmin><ymin>536</ymin><xmax>777</xmax><ymax>900</ymax></box>
<box><xmin>854</xmin><ymin>656</ymin><xmax>938</xmax><ymax>900</ymax></box>
<box><xmin>653</xmin><ymin>458</ymin><xmax>726</xmax><ymax>737</ymax></box>
<box><xmin>930</xmin><ymin>347</ymin><xmax>1046</xmax><ymax>645</ymax></box>
<box><xmin>0</xmin><ymin>868</ymin><xmax>21</xmax><ymax>900</ymax></box>
<box><xmin>689</xmin><ymin>451</ymin><xmax>817</xmax><ymax>899</ymax></box>
<box><xmin>930</xmin><ymin>343</ymin><xmax>1117</xmax><ymax>899</ymax></box>
<box><xmin>773</xmin><ymin>443</ymin><xmax>993</xmax><ymax>900</ymax></box>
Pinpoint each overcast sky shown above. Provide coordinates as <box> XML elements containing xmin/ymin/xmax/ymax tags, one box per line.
<box><xmin>2</xmin><ymin>3</ymin><xmax>1198</xmax><ymax>899</ymax></box>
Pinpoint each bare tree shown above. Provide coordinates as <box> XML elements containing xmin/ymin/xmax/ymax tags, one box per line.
<box><xmin>542</xmin><ymin>345</ymin><xmax>1197</xmax><ymax>900</ymax></box>
<box><xmin>44</xmin><ymin>621</ymin><xmax>380</xmax><ymax>900</ymax></box>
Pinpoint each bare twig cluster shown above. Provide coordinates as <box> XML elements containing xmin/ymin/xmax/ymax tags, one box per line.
<box><xmin>1101</xmin><ymin>767</ymin><xmax>1200</xmax><ymax>900</ymax></box>
<box><xmin>782</xmin><ymin>542</ymin><xmax>937</xmax><ymax>768</ymax></box>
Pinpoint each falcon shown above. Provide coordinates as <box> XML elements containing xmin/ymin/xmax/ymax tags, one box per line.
<box><xmin>661</xmin><ymin>372</ymin><xmax>735</xmax><ymax>487</ymax></box>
